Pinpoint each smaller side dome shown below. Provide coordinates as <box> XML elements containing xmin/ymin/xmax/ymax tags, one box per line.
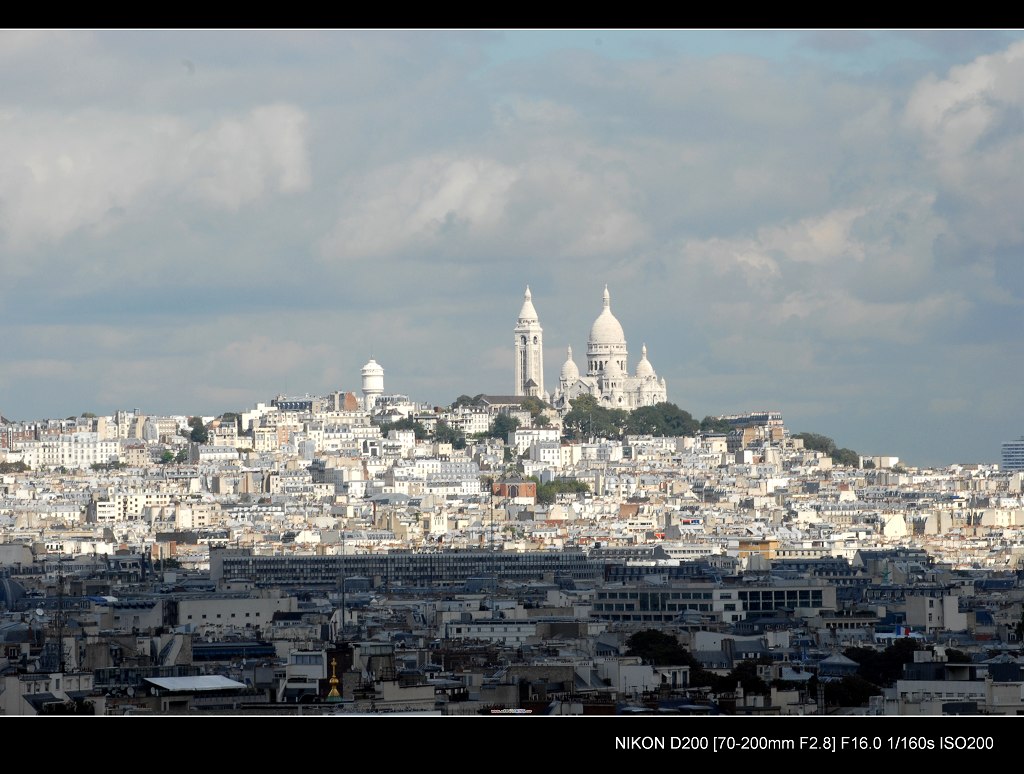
<box><xmin>560</xmin><ymin>346</ymin><xmax>580</xmax><ymax>382</ymax></box>
<box><xmin>635</xmin><ymin>344</ymin><xmax>655</xmax><ymax>378</ymax></box>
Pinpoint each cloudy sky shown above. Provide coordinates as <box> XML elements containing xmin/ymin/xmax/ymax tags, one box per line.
<box><xmin>2</xmin><ymin>30</ymin><xmax>1023</xmax><ymax>467</ymax></box>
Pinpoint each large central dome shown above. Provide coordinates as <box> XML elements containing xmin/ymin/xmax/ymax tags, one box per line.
<box><xmin>589</xmin><ymin>285</ymin><xmax>626</xmax><ymax>346</ymax></box>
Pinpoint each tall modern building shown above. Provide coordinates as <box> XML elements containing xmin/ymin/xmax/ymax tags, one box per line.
<box><xmin>1002</xmin><ymin>437</ymin><xmax>1024</xmax><ymax>471</ymax></box>
<box><xmin>513</xmin><ymin>286</ymin><xmax>545</xmax><ymax>399</ymax></box>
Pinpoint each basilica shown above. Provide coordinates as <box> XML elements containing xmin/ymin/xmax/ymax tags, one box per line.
<box><xmin>513</xmin><ymin>285</ymin><xmax>668</xmax><ymax>413</ymax></box>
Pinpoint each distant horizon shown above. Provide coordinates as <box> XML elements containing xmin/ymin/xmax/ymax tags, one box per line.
<box><xmin>0</xmin><ymin>384</ymin><xmax>1007</xmax><ymax>471</ymax></box>
<box><xmin>2</xmin><ymin>30</ymin><xmax>1021</xmax><ymax>469</ymax></box>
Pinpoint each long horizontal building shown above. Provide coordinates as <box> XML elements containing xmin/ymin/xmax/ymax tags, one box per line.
<box><xmin>210</xmin><ymin>548</ymin><xmax>603</xmax><ymax>588</ymax></box>
<box><xmin>591</xmin><ymin>581</ymin><xmax>837</xmax><ymax>626</ymax></box>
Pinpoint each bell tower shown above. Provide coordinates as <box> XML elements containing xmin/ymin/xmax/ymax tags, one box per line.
<box><xmin>514</xmin><ymin>286</ymin><xmax>544</xmax><ymax>397</ymax></box>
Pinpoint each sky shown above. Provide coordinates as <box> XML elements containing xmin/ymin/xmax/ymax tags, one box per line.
<box><xmin>2</xmin><ymin>29</ymin><xmax>1024</xmax><ymax>468</ymax></box>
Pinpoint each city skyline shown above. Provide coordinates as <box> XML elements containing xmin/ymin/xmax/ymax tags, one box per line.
<box><xmin>2</xmin><ymin>30</ymin><xmax>1024</xmax><ymax>467</ymax></box>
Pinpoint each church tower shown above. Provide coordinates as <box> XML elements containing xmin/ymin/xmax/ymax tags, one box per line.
<box><xmin>514</xmin><ymin>286</ymin><xmax>544</xmax><ymax>397</ymax></box>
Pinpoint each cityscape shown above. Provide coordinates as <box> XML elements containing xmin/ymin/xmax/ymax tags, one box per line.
<box><xmin>1</xmin><ymin>285</ymin><xmax>1023</xmax><ymax>717</ymax></box>
<box><xmin>2</xmin><ymin>29</ymin><xmax>1024</xmax><ymax>733</ymax></box>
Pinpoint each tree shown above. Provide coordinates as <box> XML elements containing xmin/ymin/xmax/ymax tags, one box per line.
<box><xmin>845</xmin><ymin>638</ymin><xmax>922</xmax><ymax>687</ymax></box>
<box><xmin>832</xmin><ymin>447</ymin><xmax>860</xmax><ymax>467</ymax></box>
<box><xmin>451</xmin><ymin>394</ymin><xmax>484</xmax><ymax>409</ymax></box>
<box><xmin>625</xmin><ymin>630</ymin><xmax>719</xmax><ymax>687</ymax></box>
<box><xmin>794</xmin><ymin>431</ymin><xmax>860</xmax><ymax>467</ymax></box>
<box><xmin>823</xmin><ymin>674</ymin><xmax>880</xmax><ymax>708</ymax></box>
<box><xmin>562</xmin><ymin>394</ymin><xmax>626</xmax><ymax>441</ymax></box>
<box><xmin>434</xmin><ymin>420</ymin><xmax>467</xmax><ymax>449</ymax></box>
<box><xmin>534</xmin><ymin>478</ymin><xmax>590</xmax><ymax>505</ymax></box>
<box><xmin>378</xmin><ymin>417</ymin><xmax>428</xmax><ymax>440</ymax></box>
<box><xmin>624</xmin><ymin>402</ymin><xmax>699</xmax><ymax>437</ymax></box>
<box><xmin>520</xmin><ymin>395</ymin><xmax>550</xmax><ymax>418</ymax></box>
<box><xmin>944</xmin><ymin>648</ymin><xmax>972</xmax><ymax>664</ymax></box>
<box><xmin>159</xmin><ymin>450</ymin><xmax>175</xmax><ymax>464</ymax></box>
<box><xmin>40</xmin><ymin>698</ymin><xmax>94</xmax><ymax>715</ymax></box>
<box><xmin>489</xmin><ymin>413</ymin><xmax>520</xmax><ymax>440</ymax></box>
<box><xmin>699</xmin><ymin>416</ymin><xmax>732</xmax><ymax>434</ymax></box>
<box><xmin>188</xmin><ymin>416</ymin><xmax>208</xmax><ymax>444</ymax></box>
<box><xmin>724</xmin><ymin>659</ymin><xmax>771</xmax><ymax>695</ymax></box>
<box><xmin>625</xmin><ymin>630</ymin><xmax>692</xmax><ymax>665</ymax></box>
<box><xmin>174</xmin><ymin>449</ymin><xmax>189</xmax><ymax>464</ymax></box>
<box><xmin>794</xmin><ymin>432</ymin><xmax>837</xmax><ymax>455</ymax></box>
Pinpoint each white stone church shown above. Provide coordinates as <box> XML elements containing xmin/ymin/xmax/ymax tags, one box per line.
<box><xmin>513</xmin><ymin>285</ymin><xmax>667</xmax><ymax>413</ymax></box>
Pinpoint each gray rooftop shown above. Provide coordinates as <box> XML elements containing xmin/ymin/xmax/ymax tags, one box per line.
<box><xmin>143</xmin><ymin>675</ymin><xmax>247</xmax><ymax>692</ymax></box>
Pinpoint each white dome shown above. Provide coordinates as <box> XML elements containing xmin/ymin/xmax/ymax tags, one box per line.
<box><xmin>361</xmin><ymin>358</ymin><xmax>384</xmax><ymax>377</ymax></box>
<box><xmin>560</xmin><ymin>347</ymin><xmax>579</xmax><ymax>382</ymax></box>
<box><xmin>589</xmin><ymin>285</ymin><xmax>626</xmax><ymax>346</ymax></box>
<box><xmin>635</xmin><ymin>344</ymin><xmax>655</xmax><ymax>378</ymax></box>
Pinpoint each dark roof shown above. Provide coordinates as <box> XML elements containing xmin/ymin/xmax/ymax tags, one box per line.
<box><xmin>477</xmin><ymin>396</ymin><xmax>531</xmax><ymax>407</ymax></box>
<box><xmin>23</xmin><ymin>692</ymin><xmax>59</xmax><ymax>712</ymax></box>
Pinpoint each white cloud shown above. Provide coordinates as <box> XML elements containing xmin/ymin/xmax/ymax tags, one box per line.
<box><xmin>760</xmin><ymin>208</ymin><xmax>868</xmax><ymax>265</ymax></box>
<box><xmin>904</xmin><ymin>40</ymin><xmax>1024</xmax><ymax>158</ymax></box>
<box><xmin>321</xmin><ymin>154</ymin><xmax>517</xmax><ymax>259</ymax></box>
<box><xmin>671</xmin><ymin>194</ymin><xmax>962</xmax><ymax>342</ymax></box>
<box><xmin>0</xmin><ymin>104</ymin><xmax>310</xmax><ymax>254</ymax></box>
<box><xmin>188</xmin><ymin>105</ymin><xmax>310</xmax><ymax>210</ymax></box>
<box><xmin>904</xmin><ymin>40</ymin><xmax>1024</xmax><ymax>246</ymax></box>
<box><xmin>320</xmin><ymin>150</ymin><xmax>647</xmax><ymax>262</ymax></box>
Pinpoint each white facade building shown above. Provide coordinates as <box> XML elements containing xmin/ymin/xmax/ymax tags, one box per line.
<box><xmin>548</xmin><ymin>286</ymin><xmax>668</xmax><ymax>412</ymax></box>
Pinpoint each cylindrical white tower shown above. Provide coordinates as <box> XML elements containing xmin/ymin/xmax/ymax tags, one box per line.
<box><xmin>361</xmin><ymin>358</ymin><xmax>384</xmax><ymax>410</ymax></box>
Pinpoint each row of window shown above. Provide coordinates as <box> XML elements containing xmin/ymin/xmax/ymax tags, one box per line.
<box><xmin>738</xmin><ymin>590</ymin><xmax>822</xmax><ymax>602</ymax></box>
<box><xmin>600</xmin><ymin>591</ymin><xmax>719</xmax><ymax>600</ymax></box>
<box><xmin>595</xmin><ymin>603</ymin><xmax>714</xmax><ymax>612</ymax></box>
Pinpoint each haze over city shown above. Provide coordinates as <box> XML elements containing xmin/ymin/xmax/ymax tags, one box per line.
<box><xmin>2</xmin><ymin>29</ymin><xmax>1023</xmax><ymax>467</ymax></box>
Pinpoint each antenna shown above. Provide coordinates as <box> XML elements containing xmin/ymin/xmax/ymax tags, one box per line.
<box><xmin>55</xmin><ymin>555</ymin><xmax>67</xmax><ymax>673</ymax></box>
